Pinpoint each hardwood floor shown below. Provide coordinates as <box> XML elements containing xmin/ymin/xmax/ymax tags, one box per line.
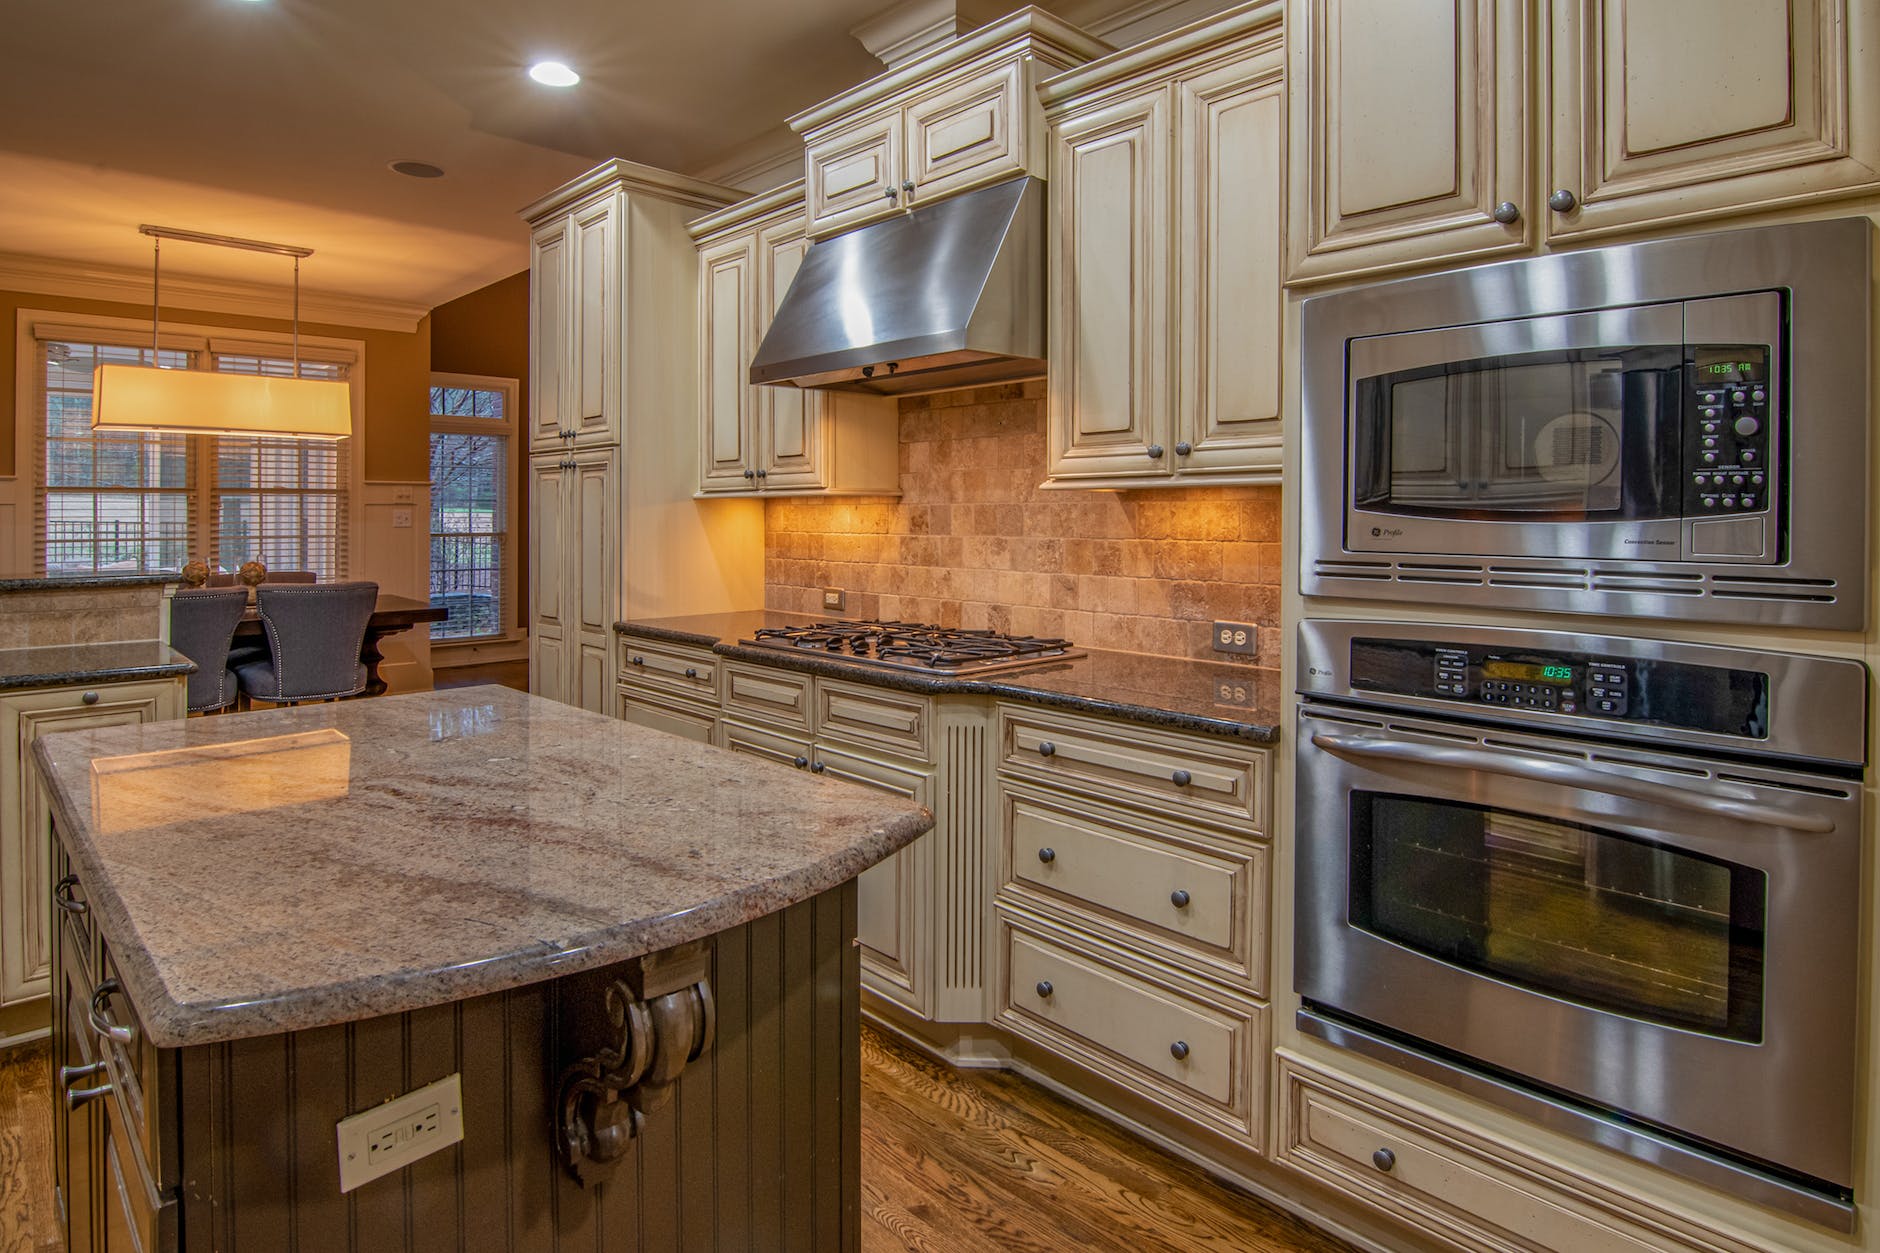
<box><xmin>432</xmin><ymin>658</ymin><xmax>530</xmax><ymax>693</ymax></box>
<box><xmin>0</xmin><ymin>1031</ymin><xmax>1353</xmax><ymax>1252</ymax></box>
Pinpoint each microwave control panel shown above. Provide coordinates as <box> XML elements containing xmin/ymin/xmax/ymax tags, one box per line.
<box><xmin>1350</xmin><ymin>638</ymin><xmax>1769</xmax><ymax>738</ymax></box>
<box><xmin>1684</xmin><ymin>346</ymin><xmax>1771</xmax><ymax>515</ymax></box>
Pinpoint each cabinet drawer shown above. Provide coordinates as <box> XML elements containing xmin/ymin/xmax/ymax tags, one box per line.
<box><xmin>1000</xmin><ymin>784</ymin><xmax>1265</xmax><ymax>990</ymax></box>
<box><xmin>814</xmin><ymin>679</ymin><xmax>931</xmax><ymax>760</ymax></box>
<box><xmin>903</xmin><ymin>59</ymin><xmax>1025</xmax><ymax>201</ymax></box>
<box><xmin>97</xmin><ymin>944</ymin><xmax>176</xmax><ymax>1193</ymax></box>
<box><xmin>617</xmin><ymin>638</ymin><xmax>718</xmax><ymax>703</ymax></box>
<box><xmin>806</xmin><ymin>110</ymin><xmax>902</xmax><ymax>237</ymax></box>
<box><xmin>998</xmin><ymin>705</ymin><xmax>1267</xmax><ymax>829</ymax></box>
<box><xmin>616</xmin><ymin>690</ymin><xmax>716</xmax><ymax>744</ymax></box>
<box><xmin>722</xmin><ymin>662</ymin><xmax>814</xmax><ymax>731</ymax></box>
<box><xmin>104</xmin><ymin>1077</ymin><xmax>177</xmax><ymax>1252</ymax></box>
<box><xmin>1277</xmin><ymin>1054</ymin><xmax>1765</xmax><ymax>1253</ymax></box>
<box><xmin>718</xmin><ymin>718</ymin><xmax>813</xmax><ymax>771</ymax></box>
<box><xmin>996</xmin><ymin>914</ymin><xmax>1264</xmax><ymax>1145</ymax></box>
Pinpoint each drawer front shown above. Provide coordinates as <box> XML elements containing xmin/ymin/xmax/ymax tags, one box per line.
<box><xmin>815</xmin><ymin>678</ymin><xmax>931</xmax><ymax>761</ymax></box>
<box><xmin>616</xmin><ymin>690</ymin><xmax>715</xmax><ymax>744</ymax></box>
<box><xmin>53</xmin><ymin>857</ymin><xmax>94</xmax><ymax>967</ymax></box>
<box><xmin>806</xmin><ymin>110</ymin><xmax>902</xmax><ymax>237</ymax></box>
<box><xmin>617</xmin><ymin>637</ymin><xmax>718</xmax><ymax>703</ymax></box>
<box><xmin>903</xmin><ymin>59</ymin><xmax>1026</xmax><ymax>201</ymax></box>
<box><xmin>1000</xmin><ymin>784</ymin><xmax>1264</xmax><ymax>990</ymax></box>
<box><xmin>997</xmin><ymin>914</ymin><xmax>1263</xmax><ymax>1144</ymax></box>
<box><xmin>1276</xmin><ymin>1055</ymin><xmax>1764</xmax><ymax>1253</ymax></box>
<box><xmin>97</xmin><ymin>943</ymin><xmax>176</xmax><ymax>1193</ymax></box>
<box><xmin>104</xmin><ymin>1078</ymin><xmax>177</xmax><ymax>1253</ymax></box>
<box><xmin>717</xmin><ymin>718</ymin><xmax>813</xmax><ymax>771</ymax></box>
<box><xmin>722</xmin><ymin>662</ymin><xmax>814</xmax><ymax>732</ymax></box>
<box><xmin>998</xmin><ymin>705</ymin><xmax>1267</xmax><ymax>829</ymax></box>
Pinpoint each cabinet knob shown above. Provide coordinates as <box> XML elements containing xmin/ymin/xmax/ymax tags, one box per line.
<box><xmin>792</xmin><ymin>755</ymin><xmax>809</xmax><ymax>769</ymax></box>
<box><xmin>810</xmin><ymin>761</ymin><xmax>826</xmax><ymax>774</ymax></box>
<box><xmin>630</xmin><ymin>655</ymin><xmax>645</xmax><ymax>666</ymax></box>
<box><xmin>81</xmin><ymin>691</ymin><xmax>99</xmax><ymax>705</ymax></box>
<box><xmin>1037</xmin><ymin>741</ymin><xmax>1055</xmax><ymax>757</ymax></box>
<box><xmin>1170</xmin><ymin>889</ymin><xmax>1191</xmax><ymax>909</ymax></box>
<box><xmin>1491</xmin><ymin>201</ymin><xmax>1521</xmax><ymax>225</ymax></box>
<box><xmin>1548</xmin><ymin>188</ymin><xmax>1578</xmax><ymax>213</ymax></box>
<box><xmin>1035</xmin><ymin>980</ymin><xmax>1053</xmax><ymax>998</ymax></box>
<box><xmin>1173</xmin><ymin>441</ymin><xmax>1192</xmax><ymax>457</ymax></box>
<box><xmin>1169</xmin><ymin>1040</ymin><xmax>1190</xmax><ymax>1061</ymax></box>
<box><xmin>744</xmin><ymin>469</ymin><xmax>756</xmax><ymax>480</ymax></box>
<box><xmin>65</xmin><ymin>1083</ymin><xmax>114</xmax><ymax>1112</ymax></box>
<box><xmin>1170</xmin><ymin>769</ymin><xmax>1192</xmax><ymax>787</ymax></box>
<box><xmin>684</xmin><ymin>667</ymin><xmax>698</xmax><ymax>679</ymax></box>
<box><xmin>59</xmin><ymin>1061</ymin><xmax>106</xmax><ymax>1088</ymax></box>
<box><xmin>1146</xmin><ymin>444</ymin><xmax>1165</xmax><ymax>460</ymax></box>
<box><xmin>1037</xmin><ymin>846</ymin><xmax>1056</xmax><ymax>864</ymax></box>
<box><xmin>1372</xmin><ymin>1147</ymin><xmax>1397</xmax><ymax>1173</ymax></box>
<box><xmin>883</xmin><ymin>187</ymin><xmax>899</xmax><ymax>204</ymax></box>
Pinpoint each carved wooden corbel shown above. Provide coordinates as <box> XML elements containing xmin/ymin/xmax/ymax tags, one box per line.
<box><xmin>555</xmin><ymin>941</ymin><xmax>715</xmax><ymax>1185</ymax></box>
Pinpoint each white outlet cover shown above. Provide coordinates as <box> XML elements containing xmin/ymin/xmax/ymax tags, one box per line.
<box><xmin>391</xmin><ymin>508</ymin><xmax>413</xmax><ymax>529</ymax></box>
<box><xmin>336</xmin><ymin>1073</ymin><xmax>464</xmax><ymax>1193</ymax></box>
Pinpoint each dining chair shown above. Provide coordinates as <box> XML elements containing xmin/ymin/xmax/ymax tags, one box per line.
<box><xmin>234</xmin><ymin>581</ymin><xmax>379</xmax><ymax>707</ymax></box>
<box><xmin>263</xmin><ymin>570</ymin><xmax>317</xmax><ymax>583</ymax></box>
<box><xmin>167</xmin><ymin>588</ymin><xmax>250</xmax><ymax>715</ymax></box>
<box><xmin>205</xmin><ymin>572</ymin><xmax>237</xmax><ymax>587</ymax></box>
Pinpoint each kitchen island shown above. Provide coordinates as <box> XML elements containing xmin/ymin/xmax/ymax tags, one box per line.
<box><xmin>31</xmin><ymin>685</ymin><xmax>932</xmax><ymax>1252</ymax></box>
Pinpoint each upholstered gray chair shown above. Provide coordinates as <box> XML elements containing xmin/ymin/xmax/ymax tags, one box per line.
<box><xmin>168</xmin><ymin>588</ymin><xmax>250</xmax><ymax>714</ymax></box>
<box><xmin>233</xmin><ymin>581</ymin><xmax>379</xmax><ymax>707</ymax></box>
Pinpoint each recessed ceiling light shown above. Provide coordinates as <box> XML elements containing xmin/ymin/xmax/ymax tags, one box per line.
<box><xmin>528</xmin><ymin>61</ymin><xmax>580</xmax><ymax>87</ymax></box>
<box><xmin>389</xmin><ymin>160</ymin><xmax>446</xmax><ymax>179</ymax></box>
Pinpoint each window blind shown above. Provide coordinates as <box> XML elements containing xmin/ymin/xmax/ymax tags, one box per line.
<box><xmin>210</xmin><ymin>354</ymin><xmax>352</xmax><ymax>580</ymax></box>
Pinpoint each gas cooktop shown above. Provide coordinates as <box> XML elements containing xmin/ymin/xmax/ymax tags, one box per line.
<box><xmin>740</xmin><ymin>620</ymin><xmax>1082</xmax><ymax>676</ymax></box>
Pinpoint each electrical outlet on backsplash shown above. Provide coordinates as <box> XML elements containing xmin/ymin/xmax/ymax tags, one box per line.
<box><xmin>761</xmin><ymin>382</ymin><xmax>1280</xmax><ymax>664</ymax></box>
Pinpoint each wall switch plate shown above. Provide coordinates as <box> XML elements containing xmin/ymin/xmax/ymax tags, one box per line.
<box><xmin>391</xmin><ymin>509</ymin><xmax>413</xmax><ymax>529</ymax></box>
<box><xmin>823</xmin><ymin>588</ymin><xmax>846</xmax><ymax>611</ymax></box>
<box><xmin>336</xmin><ymin>1073</ymin><xmax>464</xmax><ymax>1193</ymax></box>
<box><xmin>393</xmin><ymin>486</ymin><xmax>415</xmax><ymax>504</ymax></box>
<box><xmin>1212</xmin><ymin>621</ymin><xmax>1260</xmax><ymax>657</ymax></box>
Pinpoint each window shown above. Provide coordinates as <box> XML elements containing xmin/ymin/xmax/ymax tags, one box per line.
<box><xmin>31</xmin><ymin>326</ymin><xmax>359</xmax><ymax>580</ymax></box>
<box><xmin>428</xmin><ymin>376</ymin><xmax>516</xmax><ymax>641</ymax></box>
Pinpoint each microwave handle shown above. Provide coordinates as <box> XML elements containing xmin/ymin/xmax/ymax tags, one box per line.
<box><xmin>1308</xmin><ymin>732</ymin><xmax>1834</xmax><ymax>834</ymax></box>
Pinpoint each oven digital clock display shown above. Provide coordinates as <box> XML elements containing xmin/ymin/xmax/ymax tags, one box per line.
<box><xmin>1482</xmin><ymin>660</ymin><xmax>1575</xmax><ymax>686</ymax></box>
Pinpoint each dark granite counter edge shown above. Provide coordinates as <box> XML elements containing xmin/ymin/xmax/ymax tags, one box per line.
<box><xmin>0</xmin><ymin>574</ymin><xmax>179</xmax><ymax>592</ymax></box>
<box><xmin>0</xmin><ymin>657</ymin><xmax>195</xmax><ymax>692</ymax></box>
<box><xmin>614</xmin><ymin>619</ymin><xmax>729</xmax><ymax>648</ymax></box>
<box><xmin>31</xmin><ymin>731</ymin><xmax>932</xmax><ymax>1048</ymax></box>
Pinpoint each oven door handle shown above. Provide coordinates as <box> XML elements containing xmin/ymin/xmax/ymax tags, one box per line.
<box><xmin>1308</xmin><ymin>733</ymin><xmax>1836</xmax><ymax>834</ymax></box>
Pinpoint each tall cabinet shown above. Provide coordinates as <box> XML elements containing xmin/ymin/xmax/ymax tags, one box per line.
<box><xmin>524</xmin><ymin>161</ymin><xmax>766</xmax><ymax>712</ymax></box>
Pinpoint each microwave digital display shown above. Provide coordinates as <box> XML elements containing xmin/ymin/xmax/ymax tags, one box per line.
<box><xmin>1694</xmin><ymin>346</ymin><xmax>1767</xmax><ymax>382</ymax></box>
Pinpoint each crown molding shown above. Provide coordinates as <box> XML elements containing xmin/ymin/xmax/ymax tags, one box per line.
<box><xmin>518</xmin><ymin>158</ymin><xmax>743</xmax><ymax>224</ymax></box>
<box><xmin>0</xmin><ymin>251</ymin><xmax>430</xmax><ymax>333</ymax></box>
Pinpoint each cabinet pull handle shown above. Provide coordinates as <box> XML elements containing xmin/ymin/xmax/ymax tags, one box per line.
<box><xmin>66</xmin><ymin>1083</ymin><xmax>114</xmax><ymax>1112</ymax></box>
<box><xmin>88</xmin><ymin>979</ymin><xmax>136</xmax><ymax>1046</ymax></box>
<box><xmin>59</xmin><ymin>1061</ymin><xmax>106</xmax><ymax>1087</ymax></box>
<box><xmin>1169</xmin><ymin>1040</ymin><xmax>1190</xmax><ymax>1061</ymax></box>
<box><xmin>53</xmin><ymin>874</ymin><xmax>87</xmax><ymax>917</ymax></box>
<box><xmin>792</xmin><ymin>755</ymin><xmax>809</xmax><ymax>769</ymax></box>
<box><xmin>1036</xmin><ymin>741</ymin><xmax>1055</xmax><ymax>758</ymax></box>
<box><xmin>1547</xmin><ymin>188</ymin><xmax>1578</xmax><ymax>213</ymax></box>
<box><xmin>1170</xmin><ymin>769</ymin><xmax>1192</xmax><ymax>787</ymax></box>
<box><xmin>1146</xmin><ymin>444</ymin><xmax>1164</xmax><ymax>460</ymax></box>
<box><xmin>81</xmin><ymin>691</ymin><xmax>100</xmax><ymax>706</ymax></box>
<box><xmin>1035</xmin><ymin>980</ymin><xmax>1053</xmax><ymax>998</ymax></box>
<box><xmin>1372</xmin><ymin>1147</ymin><xmax>1397</xmax><ymax>1173</ymax></box>
<box><xmin>1173</xmin><ymin>441</ymin><xmax>1192</xmax><ymax>457</ymax></box>
<box><xmin>1170</xmin><ymin>889</ymin><xmax>1191</xmax><ymax>908</ymax></box>
<box><xmin>810</xmin><ymin>761</ymin><xmax>826</xmax><ymax>774</ymax></box>
<box><xmin>1492</xmin><ymin>201</ymin><xmax>1521</xmax><ymax>225</ymax></box>
<box><xmin>1037</xmin><ymin>847</ymin><xmax>1056</xmax><ymax>864</ymax></box>
<box><xmin>684</xmin><ymin>667</ymin><xmax>698</xmax><ymax>679</ymax></box>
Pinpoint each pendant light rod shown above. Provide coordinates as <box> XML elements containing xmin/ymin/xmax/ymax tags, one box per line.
<box><xmin>138</xmin><ymin>223</ymin><xmax>314</xmax><ymax>258</ymax></box>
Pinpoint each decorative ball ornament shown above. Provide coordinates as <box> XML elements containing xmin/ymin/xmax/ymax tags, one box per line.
<box><xmin>180</xmin><ymin>559</ymin><xmax>209</xmax><ymax>588</ymax></box>
<box><xmin>238</xmin><ymin>560</ymin><xmax>269</xmax><ymax>589</ymax></box>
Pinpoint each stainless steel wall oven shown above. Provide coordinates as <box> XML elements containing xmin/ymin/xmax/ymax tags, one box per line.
<box><xmin>1294</xmin><ymin>619</ymin><xmax>1868</xmax><ymax>1228</ymax></box>
<box><xmin>1299</xmin><ymin>217</ymin><xmax>1872</xmax><ymax>629</ymax></box>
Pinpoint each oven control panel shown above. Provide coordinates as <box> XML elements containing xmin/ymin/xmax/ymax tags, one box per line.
<box><xmin>1355</xmin><ymin>638</ymin><xmax>1766</xmax><ymax>738</ymax></box>
<box><xmin>1683</xmin><ymin>346</ymin><xmax>1771</xmax><ymax>516</ymax></box>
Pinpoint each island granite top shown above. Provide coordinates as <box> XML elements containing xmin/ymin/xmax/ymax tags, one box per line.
<box><xmin>31</xmin><ymin>685</ymin><xmax>932</xmax><ymax>1048</ymax></box>
<box><xmin>616</xmin><ymin>611</ymin><xmax>1281</xmax><ymax>743</ymax></box>
<box><xmin>0</xmin><ymin>641</ymin><xmax>195</xmax><ymax>691</ymax></box>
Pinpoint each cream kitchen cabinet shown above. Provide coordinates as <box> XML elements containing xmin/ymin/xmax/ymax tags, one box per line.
<box><xmin>1287</xmin><ymin>0</ymin><xmax>1880</xmax><ymax>285</ymax></box>
<box><xmin>690</xmin><ymin>183</ymin><xmax>899</xmax><ymax>497</ymax></box>
<box><xmin>528</xmin><ymin>448</ymin><xmax>616</xmax><ymax>715</ymax></box>
<box><xmin>528</xmin><ymin>196</ymin><xmax>617</xmax><ymax>451</ymax></box>
<box><xmin>791</xmin><ymin>8</ymin><xmax>1109</xmax><ymax>239</ymax></box>
<box><xmin>1038</xmin><ymin>2</ymin><xmax>1285</xmax><ymax>487</ymax></box>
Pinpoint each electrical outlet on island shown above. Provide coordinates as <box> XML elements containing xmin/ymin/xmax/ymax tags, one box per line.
<box><xmin>336</xmin><ymin>1073</ymin><xmax>464</xmax><ymax>1193</ymax></box>
<box><xmin>1212</xmin><ymin>621</ymin><xmax>1260</xmax><ymax>658</ymax></box>
<box><xmin>823</xmin><ymin>587</ymin><xmax>846</xmax><ymax>612</ymax></box>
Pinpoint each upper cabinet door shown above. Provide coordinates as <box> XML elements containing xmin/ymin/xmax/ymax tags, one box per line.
<box><xmin>697</xmin><ymin>234</ymin><xmax>758</xmax><ymax>494</ymax></box>
<box><xmin>528</xmin><ymin>218</ymin><xmax>569</xmax><ymax>451</ymax></box>
<box><xmin>1546</xmin><ymin>0</ymin><xmax>1880</xmax><ymax>241</ymax></box>
<box><xmin>1176</xmin><ymin>43</ymin><xmax>1285</xmax><ymax>479</ymax></box>
<box><xmin>902</xmin><ymin>60</ymin><xmax>1028</xmax><ymax>205</ymax></box>
<box><xmin>1286</xmin><ymin>0</ymin><xmax>1531</xmax><ymax>285</ymax></box>
<box><xmin>755</xmin><ymin>221</ymin><xmax>827</xmax><ymax>491</ymax></box>
<box><xmin>806</xmin><ymin>111</ymin><xmax>904</xmax><ymax>238</ymax></box>
<box><xmin>569</xmin><ymin>198</ymin><xmax>617</xmax><ymax>445</ymax></box>
<box><xmin>1047</xmin><ymin>87</ymin><xmax>1174</xmax><ymax>483</ymax></box>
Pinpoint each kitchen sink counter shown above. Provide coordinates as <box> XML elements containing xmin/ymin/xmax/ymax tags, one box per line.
<box><xmin>618</xmin><ymin>612</ymin><xmax>1281</xmax><ymax>743</ymax></box>
<box><xmin>0</xmin><ymin>640</ymin><xmax>195</xmax><ymax>691</ymax></box>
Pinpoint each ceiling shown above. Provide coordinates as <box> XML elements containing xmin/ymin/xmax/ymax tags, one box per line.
<box><xmin>0</xmin><ymin>0</ymin><xmax>1152</xmax><ymax>313</ymax></box>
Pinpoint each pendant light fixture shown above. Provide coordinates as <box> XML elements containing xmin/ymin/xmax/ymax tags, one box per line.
<box><xmin>91</xmin><ymin>225</ymin><xmax>352</xmax><ymax>440</ymax></box>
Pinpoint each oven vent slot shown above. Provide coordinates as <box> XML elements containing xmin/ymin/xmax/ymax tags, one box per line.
<box><xmin>1388</xmin><ymin>722</ymin><xmax>1479</xmax><ymax>744</ymax></box>
<box><xmin>1586</xmin><ymin>751</ymin><xmax>1709</xmax><ymax>779</ymax></box>
<box><xmin>1482</xmin><ymin>564</ymin><xmax>1591</xmax><ymax>591</ymax></box>
<box><xmin>1300</xmin><ymin>710</ymin><xmax>1388</xmax><ymax>730</ymax></box>
<box><xmin>1481</xmin><ymin>737</ymin><xmax>1587</xmax><ymax>762</ymax></box>
<box><xmin>1313</xmin><ymin>559</ymin><xmax>1394</xmax><ymax>581</ymax></box>
<box><xmin>1590</xmin><ymin>567</ymin><xmax>1704</xmax><ymax>582</ymax></box>
<box><xmin>1714</xmin><ymin>772</ymin><xmax>1853</xmax><ymax>800</ymax></box>
<box><xmin>1707</xmin><ymin>575</ymin><xmax>1839</xmax><ymax>604</ymax></box>
<box><xmin>1589</xmin><ymin>576</ymin><xmax>1704</xmax><ymax>598</ymax></box>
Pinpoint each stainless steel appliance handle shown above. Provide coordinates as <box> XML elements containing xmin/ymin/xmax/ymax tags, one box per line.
<box><xmin>1308</xmin><ymin>732</ymin><xmax>1835</xmax><ymax>834</ymax></box>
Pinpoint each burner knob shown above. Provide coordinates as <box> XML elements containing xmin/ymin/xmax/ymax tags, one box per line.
<box><xmin>1037</xmin><ymin>741</ymin><xmax>1056</xmax><ymax>757</ymax></box>
<box><xmin>792</xmin><ymin>755</ymin><xmax>809</xmax><ymax>769</ymax></box>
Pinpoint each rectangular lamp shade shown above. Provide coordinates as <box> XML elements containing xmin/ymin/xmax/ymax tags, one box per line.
<box><xmin>91</xmin><ymin>362</ymin><xmax>352</xmax><ymax>439</ymax></box>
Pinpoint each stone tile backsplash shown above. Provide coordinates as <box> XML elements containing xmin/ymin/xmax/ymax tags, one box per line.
<box><xmin>764</xmin><ymin>381</ymin><xmax>1281</xmax><ymax>665</ymax></box>
<box><xmin>0</xmin><ymin>585</ymin><xmax>166</xmax><ymax>650</ymax></box>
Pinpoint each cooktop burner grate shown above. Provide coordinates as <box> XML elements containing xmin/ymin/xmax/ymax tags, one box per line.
<box><xmin>741</xmin><ymin>620</ymin><xmax>1082</xmax><ymax>675</ymax></box>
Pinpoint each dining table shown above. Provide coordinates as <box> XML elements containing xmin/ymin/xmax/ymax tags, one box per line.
<box><xmin>231</xmin><ymin>591</ymin><xmax>448</xmax><ymax>697</ymax></box>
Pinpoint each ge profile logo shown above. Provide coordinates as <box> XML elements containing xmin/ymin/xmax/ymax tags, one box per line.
<box><xmin>1370</xmin><ymin>526</ymin><xmax>1382</xmax><ymax>536</ymax></box>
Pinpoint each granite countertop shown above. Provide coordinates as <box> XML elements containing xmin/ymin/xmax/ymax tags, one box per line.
<box><xmin>31</xmin><ymin>686</ymin><xmax>932</xmax><ymax>1048</ymax></box>
<box><xmin>0</xmin><ymin>641</ymin><xmax>195</xmax><ymax>691</ymax></box>
<box><xmin>0</xmin><ymin>573</ymin><xmax>179</xmax><ymax>592</ymax></box>
<box><xmin>617</xmin><ymin>611</ymin><xmax>1281</xmax><ymax>743</ymax></box>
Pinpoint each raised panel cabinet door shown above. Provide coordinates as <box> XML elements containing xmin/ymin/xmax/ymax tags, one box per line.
<box><xmin>1286</xmin><ymin>0</ymin><xmax>1531</xmax><ymax>285</ymax></box>
<box><xmin>56</xmin><ymin>946</ymin><xmax>100</xmax><ymax>1253</ymax></box>
<box><xmin>1046</xmin><ymin>86</ymin><xmax>1175</xmax><ymax>483</ymax></box>
<box><xmin>528</xmin><ymin>217</ymin><xmax>570</xmax><ymax>450</ymax></box>
<box><xmin>569</xmin><ymin>449</ymin><xmax>616</xmax><ymax>715</ymax></box>
<box><xmin>1175</xmin><ymin>38</ymin><xmax>1286</xmax><ymax>480</ymax></box>
<box><xmin>1546</xmin><ymin>0</ymin><xmax>1880</xmax><ymax>241</ymax></box>
<box><xmin>805</xmin><ymin>110</ymin><xmax>904</xmax><ymax>237</ymax></box>
<box><xmin>755</xmin><ymin>219</ymin><xmax>828</xmax><ymax>491</ymax></box>
<box><xmin>570</xmin><ymin>197</ymin><xmax>617</xmax><ymax>445</ymax></box>
<box><xmin>697</xmin><ymin>233</ymin><xmax>759</xmax><ymax>493</ymax></box>
<box><xmin>3</xmin><ymin>683</ymin><xmax>174</xmax><ymax>1007</ymax></box>
<box><xmin>527</xmin><ymin>454</ymin><xmax>569</xmax><ymax>705</ymax></box>
<box><xmin>902</xmin><ymin>59</ymin><xmax>1026</xmax><ymax>204</ymax></box>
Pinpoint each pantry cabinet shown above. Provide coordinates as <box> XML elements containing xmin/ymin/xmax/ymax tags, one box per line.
<box><xmin>527</xmin><ymin>448</ymin><xmax>615</xmax><ymax>715</ymax></box>
<box><xmin>1039</xmin><ymin>1</ymin><xmax>1285</xmax><ymax>487</ymax></box>
<box><xmin>1287</xmin><ymin>0</ymin><xmax>1880</xmax><ymax>285</ymax></box>
<box><xmin>528</xmin><ymin>200</ymin><xmax>617</xmax><ymax>451</ymax></box>
<box><xmin>690</xmin><ymin>184</ymin><xmax>900</xmax><ymax>497</ymax></box>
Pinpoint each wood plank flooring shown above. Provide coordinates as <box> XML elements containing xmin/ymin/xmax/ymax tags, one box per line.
<box><xmin>0</xmin><ymin>1030</ymin><xmax>1353</xmax><ymax>1252</ymax></box>
<box><xmin>433</xmin><ymin>659</ymin><xmax>530</xmax><ymax>693</ymax></box>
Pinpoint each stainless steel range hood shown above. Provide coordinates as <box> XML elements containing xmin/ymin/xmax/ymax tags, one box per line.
<box><xmin>748</xmin><ymin>175</ymin><xmax>1044</xmax><ymax>397</ymax></box>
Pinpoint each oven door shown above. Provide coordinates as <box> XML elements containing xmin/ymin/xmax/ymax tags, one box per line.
<box><xmin>1295</xmin><ymin>702</ymin><xmax>1860</xmax><ymax>1191</ymax></box>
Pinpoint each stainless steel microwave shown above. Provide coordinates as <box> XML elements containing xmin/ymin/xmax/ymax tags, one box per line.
<box><xmin>1300</xmin><ymin>218</ymin><xmax>1872</xmax><ymax>630</ymax></box>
